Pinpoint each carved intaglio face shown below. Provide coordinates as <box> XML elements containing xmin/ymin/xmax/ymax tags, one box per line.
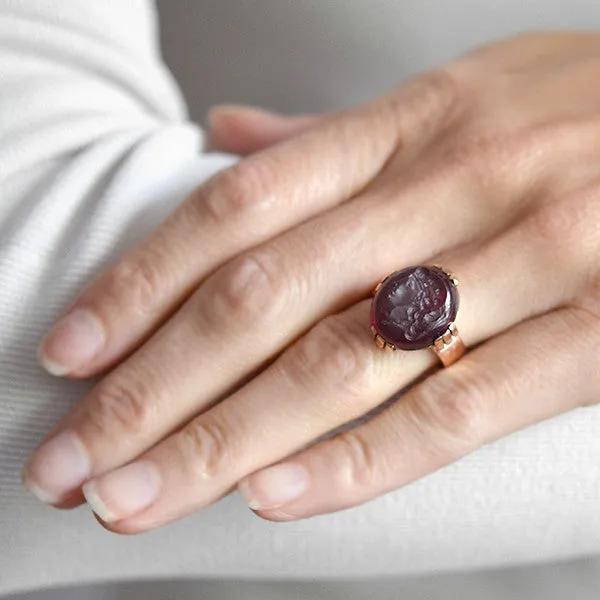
<box><xmin>371</xmin><ymin>266</ymin><xmax>458</xmax><ymax>350</ymax></box>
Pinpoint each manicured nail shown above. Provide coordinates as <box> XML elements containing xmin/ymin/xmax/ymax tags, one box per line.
<box><xmin>208</xmin><ymin>104</ymin><xmax>281</xmax><ymax>121</ymax></box>
<box><xmin>82</xmin><ymin>461</ymin><xmax>161</xmax><ymax>523</ymax></box>
<box><xmin>38</xmin><ymin>308</ymin><xmax>106</xmax><ymax>376</ymax></box>
<box><xmin>238</xmin><ymin>464</ymin><xmax>308</xmax><ymax>510</ymax></box>
<box><xmin>22</xmin><ymin>431</ymin><xmax>91</xmax><ymax>504</ymax></box>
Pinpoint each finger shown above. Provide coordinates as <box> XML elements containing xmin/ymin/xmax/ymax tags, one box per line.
<box><xmin>38</xmin><ymin>70</ymin><xmax>459</xmax><ymax>378</ymax></box>
<box><xmin>207</xmin><ymin>105</ymin><xmax>319</xmax><ymax>155</ymax></box>
<box><xmin>241</xmin><ymin>306</ymin><xmax>600</xmax><ymax>521</ymax></box>
<box><xmin>71</xmin><ymin>214</ymin><xmax>587</xmax><ymax>531</ymax></box>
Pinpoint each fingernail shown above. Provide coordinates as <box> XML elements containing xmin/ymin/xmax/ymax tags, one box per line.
<box><xmin>83</xmin><ymin>461</ymin><xmax>161</xmax><ymax>523</ymax></box>
<box><xmin>207</xmin><ymin>105</ymin><xmax>288</xmax><ymax>136</ymax></box>
<box><xmin>208</xmin><ymin>104</ymin><xmax>281</xmax><ymax>121</ymax></box>
<box><xmin>39</xmin><ymin>308</ymin><xmax>106</xmax><ymax>376</ymax></box>
<box><xmin>22</xmin><ymin>431</ymin><xmax>91</xmax><ymax>504</ymax></box>
<box><xmin>238</xmin><ymin>464</ymin><xmax>308</xmax><ymax>511</ymax></box>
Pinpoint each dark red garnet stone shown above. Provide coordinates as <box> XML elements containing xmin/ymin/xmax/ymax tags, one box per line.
<box><xmin>370</xmin><ymin>266</ymin><xmax>458</xmax><ymax>351</ymax></box>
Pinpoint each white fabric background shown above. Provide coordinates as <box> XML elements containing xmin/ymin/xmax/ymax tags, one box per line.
<box><xmin>1</xmin><ymin>0</ymin><xmax>600</xmax><ymax>598</ymax></box>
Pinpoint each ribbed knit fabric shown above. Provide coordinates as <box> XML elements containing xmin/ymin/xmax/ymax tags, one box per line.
<box><xmin>0</xmin><ymin>1</ymin><xmax>599</xmax><ymax>597</ymax></box>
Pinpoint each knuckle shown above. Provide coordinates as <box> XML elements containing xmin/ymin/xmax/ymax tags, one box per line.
<box><xmin>176</xmin><ymin>416</ymin><xmax>232</xmax><ymax>481</ymax></box>
<box><xmin>444</xmin><ymin>129</ymin><xmax>529</xmax><ymax>183</ymax></box>
<box><xmin>335</xmin><ymin>430</ymin><xmax>383</xmax><ymax>492</ymax></box>
<box><xmin>206</xmin><ymin>249</ymin><xmax>288</xmax><ymax>324</ymax></box>
<box><xmin>526</xmin><ymin>195</ymin><xmax>591</xmax><ymax>268</ymax></box>
<box><xmin>282</xmin><ymin>314</ymin><xmax>376</xmax><ymax>402</ymax></box>
<box><xmin>202</xmin><ymin>158</ymin><xmax>276</xmax><ymax>224</ymax></box>
<box><xmin>416</xmin><ymin>68</ymin><xmax>465</xmax><ymax>114</ymax></box>
<box><xmin>408</xmin><ymin>367</ymin><xmax>488</xmax><ymax>452</ymax></box>
<box><xmin>527</xmin><ymin>200</ymin><xmax>571</xmax><ymax>241</ymax></box>
<box><xmin>386</xmin><ymin>67</ymin><xmax>464</xmax><ymax>139</ymax></box>
<box><xmin>105</xmin><ymin>255</ymin><xmax>166</xmax><ymax>317</ymax></box>
<box><xmin>86</xmin><ymin>378</ymin><xmax>153</xmax><ymax>437</ymax></box>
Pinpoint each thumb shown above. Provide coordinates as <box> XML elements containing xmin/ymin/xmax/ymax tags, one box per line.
<box><xmin>207</xmin><ymin>105</ymin><xmax>319</xmax><ymax>155</ymax></box>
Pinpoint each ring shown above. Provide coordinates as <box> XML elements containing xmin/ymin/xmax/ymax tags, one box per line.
<box><xmin>370</xmin><ymin>265</ymin><xmax>466</xmax><ymax>367</ymax></box>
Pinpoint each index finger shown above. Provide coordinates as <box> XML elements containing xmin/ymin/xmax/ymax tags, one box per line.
<box><xmin>38</xmin><ymin>70</ymin><xmax>460</xmax><ymax>378</ymax></box>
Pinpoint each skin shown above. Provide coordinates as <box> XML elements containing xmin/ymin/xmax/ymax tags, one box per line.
<box><xmin>22</xmin><ymin>32</ymin><xmax>600</xmax><ymax>533</ymax></box>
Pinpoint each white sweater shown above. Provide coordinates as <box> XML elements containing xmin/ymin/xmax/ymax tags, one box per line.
<box><xmin>1</xmin><ymin>1</ymin><xmax>599</xmax><ymax>596</ymax></box>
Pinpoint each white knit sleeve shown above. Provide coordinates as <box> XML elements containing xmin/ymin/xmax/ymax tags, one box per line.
<box><xmin>1</xmin><ymin>1</ymin><xmax>600</xmax><ymax>597</ymax></box>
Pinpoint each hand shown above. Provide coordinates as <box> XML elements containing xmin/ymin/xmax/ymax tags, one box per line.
<box><xmin>24</xmin><ymin>32</ymin><xmax>600</xmax><ymax>533</ymax></box>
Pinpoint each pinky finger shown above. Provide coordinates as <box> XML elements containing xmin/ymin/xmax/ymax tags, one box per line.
<box><xmin>207</xmin><ymin>105</ymin><xmax>320</xmax><ymax>155</ymax></box>
<box><xmin>239</xmin><ymin>306</ymin><xmax>600</xmax><ymax>521</ymax></box>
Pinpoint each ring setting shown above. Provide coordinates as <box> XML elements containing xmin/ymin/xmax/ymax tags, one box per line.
<box><xmin>370</xmin><ymin>265</ymin><xmax>466</xmax><ymax>367</ymax></box>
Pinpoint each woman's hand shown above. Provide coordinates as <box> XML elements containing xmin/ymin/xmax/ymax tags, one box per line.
<box><xmin>24</xmin><ymin>32</ymin><xmax>600</xmax><ymax>532</ymax></box>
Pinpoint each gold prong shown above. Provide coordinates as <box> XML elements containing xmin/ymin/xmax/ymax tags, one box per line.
<box><xmin>374</xmin><ymin>335</ymin><xmax>386</xmax><ymax>350</ymax></box>
<box><xmin>370</xmin><ymin>325</ymin><xmax>377</xmax><ymax>336</ymax></box>
<box><xmin>432</xmin><ymin>264</ymin><xmax>458</xmax><ymax>286</ymax></box>
<box><xmin>373</xmin><ymin>273</ymin><xmax>394</xmax><ymax>295</ymax></box>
